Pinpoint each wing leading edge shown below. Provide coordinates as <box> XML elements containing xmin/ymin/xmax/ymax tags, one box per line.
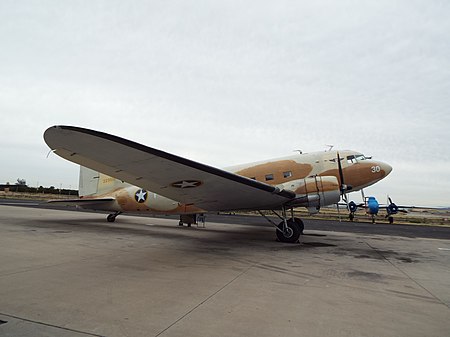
<box><xmin>44</xmin><ymin>126</ymin><xmax>295</xmax><ymax>211</ymax></box>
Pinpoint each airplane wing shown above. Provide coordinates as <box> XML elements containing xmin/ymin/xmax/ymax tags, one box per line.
<box><xmin>44</xmin><ymin>126</ymin><xmax>295</xmax><ymax>211</ymax></box>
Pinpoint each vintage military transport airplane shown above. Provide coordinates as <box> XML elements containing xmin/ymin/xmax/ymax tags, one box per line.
<box><xmin>44</xmin><ymin>125</ymin><xmax>392</xmax><ymax>243</ymax></box>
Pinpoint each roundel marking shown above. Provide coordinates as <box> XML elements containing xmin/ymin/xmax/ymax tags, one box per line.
<box><xmin>171</xmin><ymin>180</ymin><xmax>202</xmax><ymax>188</ymax></box>
<box><xmin>135</xmin><ymin>189</ymin><xmax>148</xmax><ymax>203</ymax></box>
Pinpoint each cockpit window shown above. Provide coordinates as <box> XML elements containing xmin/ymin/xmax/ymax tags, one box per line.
<box><xmin>347</xmin><ymin>154</ymin><xmax>366</xmax><ymax>164</ymax></box>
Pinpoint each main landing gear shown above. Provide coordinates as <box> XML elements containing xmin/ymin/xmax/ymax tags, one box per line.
<box><xmin>258</xmin><ymin>207</ymin><xmax>304</xmax><ymax>243</ymax></box>
<box><xmin>178</xmin><ymin>214</ymin><xmax>197</xmax><ymax>227</ymax></box>
<box><xmin>107</xmin><ymin>211</ymin><xmax>122</xmax><ymax>222</ymax></box>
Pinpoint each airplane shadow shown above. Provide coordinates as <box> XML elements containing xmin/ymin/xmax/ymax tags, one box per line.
<box><xmin>29</xmin><ymin>215</ymin><xmax>334</xmax><ymax>253</ymax></box>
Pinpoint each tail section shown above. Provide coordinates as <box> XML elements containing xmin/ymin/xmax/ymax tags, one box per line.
<box><xmin>79</xmin><ymin>166</ymin><xmax>128</xmax><ymax>197</ymax></box>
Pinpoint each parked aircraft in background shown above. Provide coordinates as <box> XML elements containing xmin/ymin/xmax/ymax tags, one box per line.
<box><xmin>44</xmin><ymin>125</ymin><xmax>392</xmax><ymax>243</ymax></box>
<box><xmin>347</xmin><ymin>195</ymin><xmax>407</xmax><ymax>224</ymax></box>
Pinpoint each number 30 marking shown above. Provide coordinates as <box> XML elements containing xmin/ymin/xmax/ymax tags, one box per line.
<box><xmin>371</xmin><ymin>166</ymin><xmax>381</xmax><ymax>173</ymax></box>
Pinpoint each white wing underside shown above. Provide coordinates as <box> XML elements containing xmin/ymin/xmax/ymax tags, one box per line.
<box><xmin>44</xmin><ymin>126</ymin><xmax>294</xmax><ymax>211</ymax></box>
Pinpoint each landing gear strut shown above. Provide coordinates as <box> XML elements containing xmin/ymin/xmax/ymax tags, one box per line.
<box><xmin>107</xmin><ymin>211</ymin><xmax>122</xmax><ymax>222</ymax></box>
<box><xmin>258</xmin><ymin>207</ymin><xmax>303</xmax><ymax>243</ymax></box>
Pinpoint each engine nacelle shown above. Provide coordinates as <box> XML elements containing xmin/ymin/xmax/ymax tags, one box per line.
<box><xmin>386</xmin><ymin>202</ymin><xmax>399</xmax><ymax>215</ymax></box>
<box><xmin>279</xmin><ymin>176</ymin><xmax>341</xmax><ymax>209</ymax></box>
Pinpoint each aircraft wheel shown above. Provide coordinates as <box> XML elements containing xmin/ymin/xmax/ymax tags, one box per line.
<box><xmin>178</xmin><ymin>221</ymin><xmax>183</xmax><ymax>226</ymax></box>
<box><xmin>293</xmin><ymin>217</ymin><xmax>304</xmax><ymax>233</ymax></box>
<box><xmin>276</xmin><ymin>219</ymin><xmax>301</xmax><ymax>243</ymax></box>
<box><xmin>107</xmin><ymin>214</ymin><xmax>116</xmax><ymax>222</ymax></box>
<box><xmin>388</xmin><ymin>216</ymin><xmax>394</xmax><ymax>224</ymax></box>
<box><xmin>349</xmin><ymin>213</ymin><xmax>354</xmax><ymax>222</ymax></box>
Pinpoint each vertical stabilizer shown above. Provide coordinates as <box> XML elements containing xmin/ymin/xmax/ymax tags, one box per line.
<box><xmin>79</xmin><ymin>166</ymin><xmax>128</xmax><ymax>197</ymax></box>
<box><xmin>79</xmin><ymin>166</ymin><xmax>99</xmax><ymax>197</ymax></box>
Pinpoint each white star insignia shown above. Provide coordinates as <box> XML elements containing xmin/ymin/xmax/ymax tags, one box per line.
<box><xmin>135</xmin><ymin>189</ymin><xmax>147</xmax><ymax>203</ymax></box>
<box><xmin>171</xmin><ymin>180</ymin><xmax>202</xmax><ymax>188</ymax></box>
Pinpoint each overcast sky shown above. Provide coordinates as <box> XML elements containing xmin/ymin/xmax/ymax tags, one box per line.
<box><xmin>1</xmin><ymin>1</ymin><xmax>449</xmax><ymax>206</ymax></box>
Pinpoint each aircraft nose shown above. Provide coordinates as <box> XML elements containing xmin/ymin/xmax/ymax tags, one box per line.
<box><xmin>381</xmin><ymin>162</ymin><xmax>392</xmax><ymax>176</ymax></box>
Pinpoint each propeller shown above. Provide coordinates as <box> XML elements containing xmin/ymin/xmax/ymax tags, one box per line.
<box><xmin>336</xmin><ymin>152</ymin><xmax>345</xmax><ymax>191</ymax></box>
<box><xmin>386</xmin><ymin>195</ymin><xmax>407</xmax><ymax>217</ymax></box>
<box><xmin>336</xmin><ymin>152</ymin><xmax>353</xmax><ymax>207</ymax></box>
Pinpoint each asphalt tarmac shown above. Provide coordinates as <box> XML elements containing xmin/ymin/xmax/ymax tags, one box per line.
<box><xmin>1</xmin><ymin>203</ymin><xmax>450</xmax><ymax>337</ymax></box>
<box><xmin>3</xmin><ymin>198</ymin><xmax>450</xmax><ymax>239</ymax></box>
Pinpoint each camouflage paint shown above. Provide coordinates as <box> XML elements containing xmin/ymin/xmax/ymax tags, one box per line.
<box><xmin>77</xmin><ymin>149</ymin><xmax>391</xmax><ymax>214</ymax></box>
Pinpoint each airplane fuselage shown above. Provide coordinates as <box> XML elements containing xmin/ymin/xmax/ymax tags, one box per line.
<box><xmin>79</xmin><ymin>149</ymin><xmax>392</xmax><ymax>215</ymax></box>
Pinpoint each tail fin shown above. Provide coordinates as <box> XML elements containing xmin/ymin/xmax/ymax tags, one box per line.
<box><xmin>79</xmin><ymin>166</ymin><xmax>127</xmax><ymax>197</ymax></box>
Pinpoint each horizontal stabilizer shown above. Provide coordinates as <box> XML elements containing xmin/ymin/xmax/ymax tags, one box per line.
<box><xmin>48</xmin><ymin>197</ymin><xmax>115</xmax><ymax>208</ymax></box>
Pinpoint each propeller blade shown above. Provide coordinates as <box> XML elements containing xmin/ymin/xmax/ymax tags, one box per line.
<box><xmin>337</xmin><ymin>151</ymin><xmax>345</xmax><ymax>193</ymax></box>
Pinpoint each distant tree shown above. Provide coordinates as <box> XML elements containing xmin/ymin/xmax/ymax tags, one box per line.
<box><xmin>16</xmin><ymin>178</ymin><xmax>27</xmax><ymax>186</ymax></box>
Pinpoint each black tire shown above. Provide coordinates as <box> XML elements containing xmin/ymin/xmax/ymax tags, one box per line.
<box><xmin>388</xmin><ymin>216</ymin><xmax>394</xmax><ymax>224</ymax></box>
<box><xmin>293</xmin><ymin>217</ymin><xmax>305</xmax><ymax>233</ymax></box>
<box><xmin>276</xmin><ymin>219</ymin><xmax>301</xmax><ymax>243</ymax></box>
<box><xmin>349</xmin><ymin>213</ymin><xmax>355</xmax><ymax>222</ymax></box>
<box><xmin>178</xmin><ymin>221</ymin><xmax>184</xmax><ymax>226</ymax></box>
<box><xmin>107</xmin><ymin>214</ymin><xmax>116</xmax><ymax>222</ymax></box>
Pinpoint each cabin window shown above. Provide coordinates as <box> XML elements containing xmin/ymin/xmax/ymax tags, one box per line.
<box><xmin>283</xmin><ymin>171</ymin><xmax>292</xmax><ymax>178</ymax></box>
<box><xmin>265</xmin><ymin>174</ymin><xmax>274</xmax><ymax>181</ymax></box>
